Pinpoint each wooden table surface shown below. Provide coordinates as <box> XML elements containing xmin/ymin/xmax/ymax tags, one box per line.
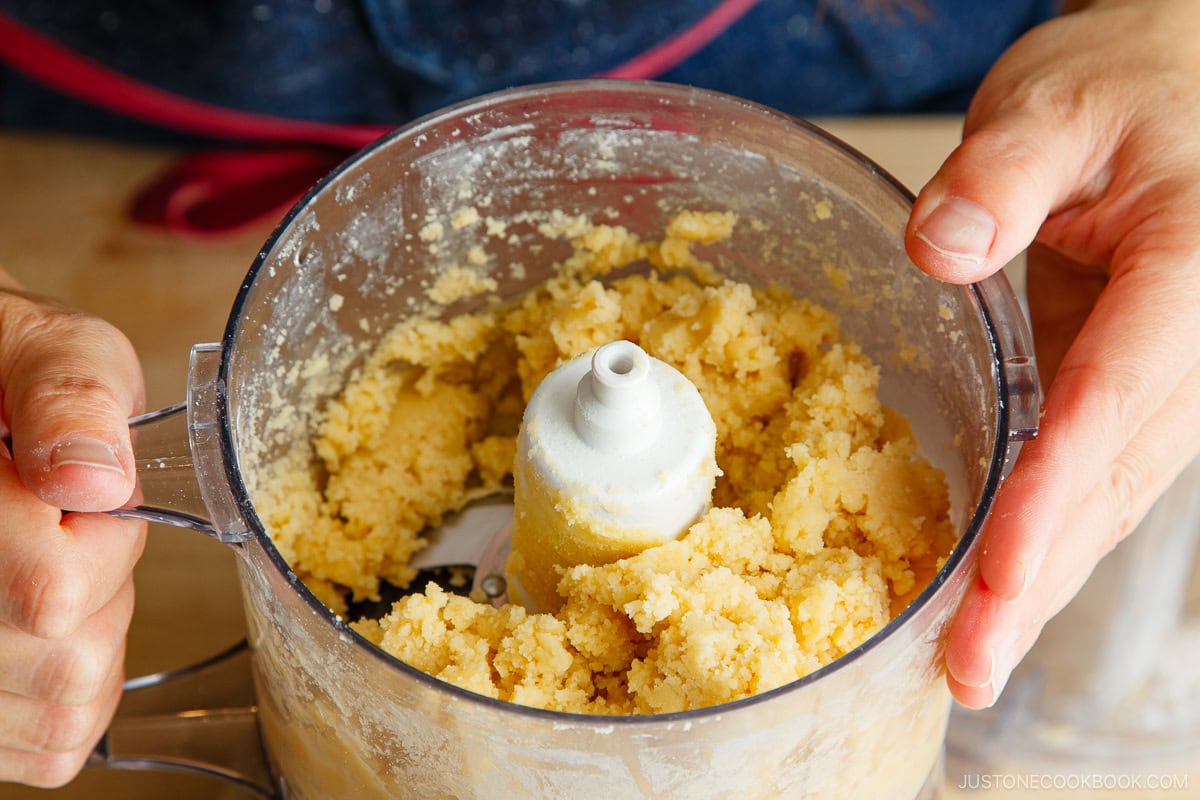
<box><xmin>0</xmin><ymin>117</ymin><xmax>1194</xmax><ymax>799</ymax></box>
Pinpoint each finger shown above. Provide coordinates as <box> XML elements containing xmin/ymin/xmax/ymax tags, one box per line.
<box><xmin>0</xmin><ymin>290</ymin><xmax>144</xmax><ymax>512</ymax></box>
<box><xmin>1025</xmin><ymin>243</ymin><xmax>1108</xmax><ymax>385</ymax></box>
<box><xmin>945</xmin><ymin>574</ymin><xmax>1020</xmax><ymax>709</ymax></box>
<box><xmin>904</xmin><ymin>100</ymin><xmax>1109</xmax><ymax>283</ymax></box>
<box><xmin>0</xmin><ymin>576</ymin><xmax>134</xmax><ymax>705</ymax></box>
<box><xmin>0</xmin><ymin>459</ymin><xmax>146</xmax><ymax>636</ymax></box>
<box><xmin>0</xmin><ymin>662</ymin><xmax>123</xmax><ymax>789</ymax></box>
<box><xmin>948</xmin><ymin>361</ymin><xmax>1200</xmax><ymax>707</ymax></box>
<box><xmin>0</xmin><ymin>643</ymin><xmax>126</xmax><ymax>755</ymax></box>
<box><xmin>979</xmin><ymin>251</ymin><xmax>1200</xmax><ymax>601</ymax></box>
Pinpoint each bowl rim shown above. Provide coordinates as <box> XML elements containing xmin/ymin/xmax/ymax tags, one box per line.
<box><xmin>218</xmin><ymin>78</ymin><xmax>1011</xmax><ymax>725</ymax></box>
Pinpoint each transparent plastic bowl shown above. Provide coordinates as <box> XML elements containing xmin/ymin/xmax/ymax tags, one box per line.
<box><xmin>104</xmin><ymin>81</ymin><xmax>1040</xmax><ymax>799</ymax></box>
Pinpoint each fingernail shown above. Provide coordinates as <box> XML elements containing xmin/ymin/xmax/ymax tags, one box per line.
<box><xmin>985</xmin><ymin>658</ymin><xmax>1018</xmax><ymax>708</ymax></box>
<box><xmin>983</xmin><ymin>677</ymin><xmax>1002</xmax><ymax>708</ymax></box>
<box><xmin>1012</xmin><ymin>561</ymin><xmax>1032</xmax><ymax>602</ymax></box>
<box><xmin>51</xmin><ymin>438</ymin><xmax>125</xmax><ymax>475</ymax></box>
<box><xmin>1007</xmin><ymin>554</ymin><xmax>1045</xmax><ymax>603</ymax></box>
<box><xmin>950</xmin><ymin>645</ymin><xmax>996</xmax><ymax>690</ymax></box>
<box><xmin>915</xmin><ymin>197</ymin><xmax>996</xmax><ymax>263</ymax></box>
<box><xmin>985</xmin><ymin>628</ymin><xmax>1024</xmax><ymax>703</ymax></box>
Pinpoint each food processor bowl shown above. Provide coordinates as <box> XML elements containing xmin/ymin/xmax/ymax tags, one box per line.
<box><xmin>97</xmin><ymin>81</ymin><xmax>1040</xmax><ymax>800</ymax></box>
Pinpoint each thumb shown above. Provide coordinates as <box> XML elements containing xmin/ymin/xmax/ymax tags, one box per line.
<box><xmin>904</xmin><ymin>105</ymin><xmax>1101</xmax><ymax>284</ymax></box>
<box><xmin>1</xmin><ymin>291</ymin><xmax>144</xmax><ymax>512</ymax></box>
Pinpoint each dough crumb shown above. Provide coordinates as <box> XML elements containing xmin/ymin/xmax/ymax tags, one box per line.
<box><xmin>426</xmin><ymin>266</ymin><xmax>499</xmax><ymax>305</ymax></box>
<box><xmin>451</xmin><ymin>206</ymin><xmax>481</xmax><ymax>229</ymax></box>
<box><xmin>257</xmin><ymin>210</ymin><xmax>955</xmax><ymax>715</ymax></box>
<box><xmin>419</xmin><ymin>221</ymin><xmax>444</xmax><ymax>242</ymax></box>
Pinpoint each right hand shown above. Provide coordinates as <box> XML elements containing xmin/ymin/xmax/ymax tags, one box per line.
<box><xmin>905</xmin><ymin>0</ymin><xmax>1200</xmax><ymax>709</ymax></box>
<box><xmin>0</xmin><ymin>271</ymin><xmax>147</xmax><ymax>788</ymax></box>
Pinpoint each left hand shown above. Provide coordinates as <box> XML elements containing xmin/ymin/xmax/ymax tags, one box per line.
<box><xmin>0</xmin><ymin>275</ymin><xmax>146</xmax><ymax>787</ymax></box>
<box><xmin>904</xmin><ymin>0</ymin><xmax>1200</xmax><ymax>708</ymax></box>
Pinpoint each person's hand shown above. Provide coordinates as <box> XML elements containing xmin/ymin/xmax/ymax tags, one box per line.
<box><xmin>0</xmin><ymin>272</ymin><xmax>146</xmax><ymax>787</ymax></box>
<box><xmin>904</xmin><ymin>0</ymin><xmax>1200</xmax><ymax>709</ymax></box>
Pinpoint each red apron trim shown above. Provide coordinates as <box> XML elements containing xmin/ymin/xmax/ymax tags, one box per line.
<box><xmin>0</xmin><ymin>4</ymin><xmax>757</xmax><ymax>235</ymax></box>
<box><xmin>598</xmin><ymin>0</ymin><xmax>761</xmax><ymax>79</ymax></box>
<box><xmin>0</xmin><ymin>10</ymin><xmax>389</xmax><ymax>148</ymax></box>
<box><xmin>128</xmin><ymin>147</ymin><xmax>348</xmax><ymax>236</ymax></box>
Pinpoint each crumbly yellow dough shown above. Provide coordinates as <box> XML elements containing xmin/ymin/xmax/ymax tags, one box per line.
<box><xmin>425</xmin><ymin>265</ymin><xmax>498</xmax><ymax>305</ymax></box>
<box><xmin>256</xmin><ymin>210</ymin><xmax>956</xmax><ymax>715</ymax></box>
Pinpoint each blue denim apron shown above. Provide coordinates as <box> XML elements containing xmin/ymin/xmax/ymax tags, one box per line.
<box><xmin>1</xmin><ymin>0</ymin><xmax>1059</xmax><ymax>142</ymax></box>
